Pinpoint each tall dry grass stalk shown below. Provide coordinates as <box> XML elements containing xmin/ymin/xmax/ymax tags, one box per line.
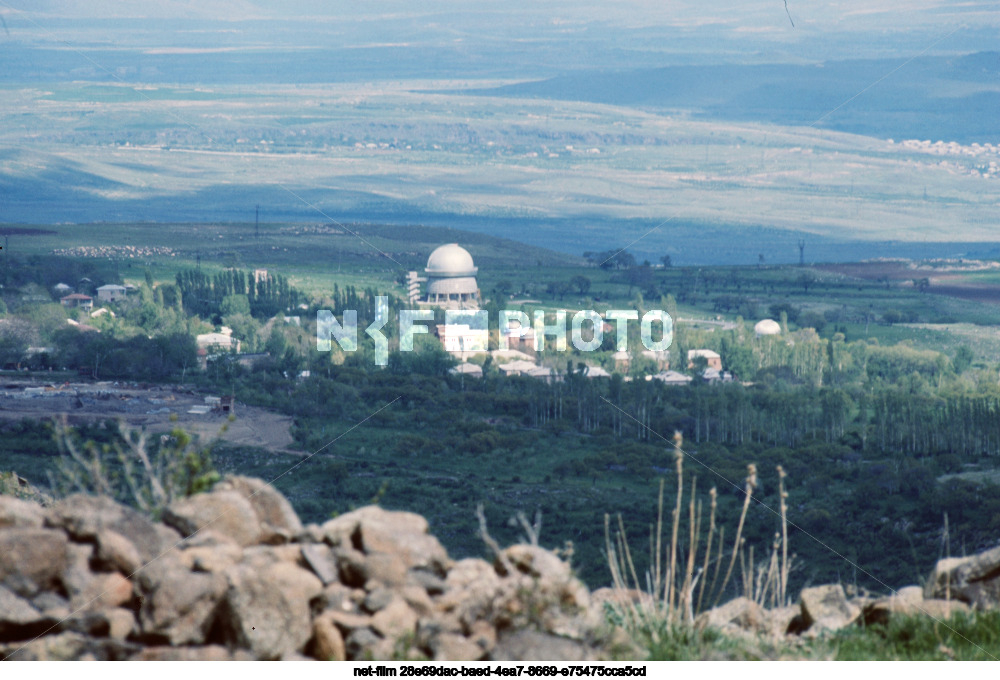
<box><xmin>713</xmin><ymin>463</ymin><xmax>757</xmax><ymax>608</ymax></box>
<box><xmin>778</xmin><ymin>465</ymin><xmax>789</xmax><ymax>605</ymax></box>
<box><xmin>604</xmin><ymin>453</ymin><xmax>793</xmax><ymax>634</ymax></box>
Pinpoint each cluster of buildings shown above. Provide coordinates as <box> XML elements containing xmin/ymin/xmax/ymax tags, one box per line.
<box><xmin>57</xmin><ymin>283</ymin><xmax>128</xmax><ymax>312</ymax></box>
<box><xmin>409</xmin><ymin>244</ymin><xmax>744</xmax><ymax>385</ymax></box>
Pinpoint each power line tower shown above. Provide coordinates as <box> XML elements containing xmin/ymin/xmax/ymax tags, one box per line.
<box><xmin>797</xmin><ymin>239</ymin><xmax>805</xmax><ymax>267</ymax></box>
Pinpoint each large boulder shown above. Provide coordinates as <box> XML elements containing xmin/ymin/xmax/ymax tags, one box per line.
<box><xmin>864</xmin><ymin>592</ymin><xmax>969</xmax><ymax>626</ymax></box>
<box><xmin>695</xmin><ymin>597</ymin><xmax>767</xmax><ymax>636</ymax></box>
<box><xmin>924</xmin><ymin>545</ymin><xmax>1000</xmax><ymax>609</ymax></box>
<box><xmin>0</xmin><ymin>632</ymin><xmax>138</xmax><ymax>661</ymax></box>
<box><xmin>219</xmin><ymin>561</ymin><xmax>323</xmax><ymax>659</ymax></box>
<box><xmin>214</xmin><ymin>476</ymin><xmax>303</xmax><ymax>544</ymax></box>
<box><xmin>136</xmin><ymin>557</ymin><xmax>227</xmax><ymax>645</ymax></box>
<box><xmin>0</xmin><ymin>584</ymin><xmax>56</xmax><ymax>641</ymax></box>
<box><xmin>321</xmin><ymin>506</ymin><xmax>450</xmax><ymax>576</ymax></box>
<box><xmin>492</xmin><ymin>629</ymin><xmax>596</xmax><ymax>662</ymax></box>
<box><xmin>163</xmin><ymin>490</ymin><xmax>262</xmax><ymax>547</ymax></box>
<box><xmin>799</xmin><ymin>584</ymin><xmax>861</xmax><ymax>632</ymax></box>
<box><xmin>0</xmin><ymin>496</ymin><xmax>46</xmax><ymax>529</ymax></box>
<box><xmin>46</xmin><ymin>495</ymin><xmax>176</xmax><ymax>567</ymax></box>
<box><xmin>0</xmin><ymin>528</ymin><xmax>68</xmax><ymax>597</ymax></box>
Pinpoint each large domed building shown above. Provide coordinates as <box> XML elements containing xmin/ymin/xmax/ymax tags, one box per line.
<box><xmin>754</xmin><ymin>319</ymin><xmax>782</xmax><ymax>336</ymax></box>
<box><xmin>412</xmin><ymin>243</ymin><xmax>481</xmax><ymax>309</ymax></box>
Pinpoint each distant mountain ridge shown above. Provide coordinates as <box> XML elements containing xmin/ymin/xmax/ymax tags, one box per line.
<box><xmin>464</xmin><ymin>52</ymin><xmax>1000</xmax><ymax>144</ymax></box>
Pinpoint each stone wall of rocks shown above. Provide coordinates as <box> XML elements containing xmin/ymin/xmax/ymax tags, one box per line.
<box><xmin>0</xmin><ymin>477</ymin><xmax>621</xmax><ymax>661</ymax></box>
<box><xmin>694</xmin><ymin>543</ymin><xmax>1000</xmax><ymax>640</ymax></box>
<box><xmin>3</xmin><ymin>474</ymin><xmax>998</xmax><ymax>660</ymax></box>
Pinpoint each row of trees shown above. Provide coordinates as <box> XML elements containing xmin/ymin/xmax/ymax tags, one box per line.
<box><xmin>175</xmin><ymin>269</ymin><xmax>300</xmax><ymax>319</ymax></box>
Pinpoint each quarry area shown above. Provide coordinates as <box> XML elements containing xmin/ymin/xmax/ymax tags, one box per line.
<box><xmin>0</xmin><ymin>381</ymin><xmax>295</xmax><ymax>454</ymax></box>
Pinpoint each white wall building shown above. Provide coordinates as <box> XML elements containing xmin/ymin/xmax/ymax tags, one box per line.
<box><xmin>96</xmin><ymin>284</ymin><xmax>127</xmax><ymax>302</ymax></box>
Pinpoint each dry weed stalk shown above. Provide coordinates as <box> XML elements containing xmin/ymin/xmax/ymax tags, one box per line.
<box><xmin>695</xmin><ymin>487</ymin><xmax>717</xmax><ymax>614</ymax></box>
<box><xmin>605</xmin><ymin>457</ymin><xmax>793</xmax><ymax>634</ymax></box>
<box><xmin>49</xmin><ymin>416</ymin><xmax>223</xmax><ymax>516</ymax></box>
<box><xmin>713</xmin><ymin>463</ymin><xmax>757</xmax><ymax>608</ymax></box>
<box><xmin>778</xmin><ymin>465</ymin><xmax>789</xmax><ymax>605</ymax></box>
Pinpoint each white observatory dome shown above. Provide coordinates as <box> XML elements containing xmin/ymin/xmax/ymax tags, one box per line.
<box><xmin>421</xmin><ymin>243</ymin><xmax>481</xmax><ymax>309</ymax></box>
<box><xmin>425</xmin><ymin>243</ymin><xmax>477</xmax><ymax>277</ymax></box>
<box><xmin>755</xmin><ymin>319</ymin><xmax>782</xmax><ymax>336</ymax></box>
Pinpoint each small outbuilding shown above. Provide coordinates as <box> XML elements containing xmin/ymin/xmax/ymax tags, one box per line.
<box><xmin>449</xmin><ymin>363</ymin><xmax>484</xmax><ymax>378</ymax></box>
<box><xmin>648</xmin><ymin>370</ymin><xmax>693</xmax><ymax>386</ymax></box>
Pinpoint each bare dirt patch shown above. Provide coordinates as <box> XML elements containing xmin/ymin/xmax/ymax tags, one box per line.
<box><xmin>818</xmin><ymin>261</ymin><xmax>1000</xmax><ymax>304</ymax></box>
<box><xmin>0</xmin><ymin>381</ymin><xmax>297</xmax><ymax>454</ymax></box>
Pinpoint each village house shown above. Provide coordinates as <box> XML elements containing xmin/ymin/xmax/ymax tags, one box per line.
<box><xmin>60</xmin><ymin>293</ymin><xmax>94</xmax><ymax>310</ymax></box>
<box><xmin>688</xmin><ymin>349</ymin><xmax>722</xmax><ymax>370</ymax></box>
<box><xmin>96</xmin><ymin>284</ymin><xmax>127</xmax><ymax>303</ymax></box>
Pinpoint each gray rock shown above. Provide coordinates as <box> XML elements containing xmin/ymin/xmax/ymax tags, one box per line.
<box><xmin>344</xmin><ymin>627</ymin><xmax>381</xmax><ymax>660</ymax></box>
<box><xmin>67</xmin><ymin>607</ymin><xmax>136</xmax><ymax>641</ymax></box>
<box><xmin>94</xmin><ymin>529</ymin><xmax>143</xmax><ymax>575</ymax></box>
<box><xmin>497</xmin><ymin>544</ymin><xmax>571</xmax><ymax>581</ymax></box>
<box><xmin>137</xmin><ymin>557</ymin><xmax>227</xmax><ymax>645</ymax></box>
<box><xmin>363</xmin><ymin>587</ymin><xmax>395</xmax><ymax>613</ymax></box>
<box><xmin>322</xmin><ymin>506</ymin><xmax>428</xmax><ymax>546</ymax></box>
<box><xmin>0</xmin><ymin>584</ymin><xmax>54</xmax><ymax>641</ymax></box>
<box><xmin>214</xmin><ymin>476</ymin><xmax>303</xmax><ymax>543</ymax></box>
<box><xmin>311</xmin><ymin>613</ymin><xmax>347</xmax><ymax>661</ymax></box>
<box><xmin>439</xmin><ymin>558</ymin><xmax>502</xmax><ymax>627</ymax></box>
<box><xmin>0</xmin><ymin>496</ymin><xmax>45</xmax><ymax>529</ymax></box>
<box><xmin>60</xmin><ymin>542</ymin><xmax>95</xmax><ymax>602</ymax></box>
<box><xmin>695</xmin><ymin>596</ymin><xmax>767</xmax><ymax>635</ymax></box>
<box><xmin>322</xmin><ymin>506</ymin><xmax>449</xmax><ymax>575</ymax></box>
<box><xmin>132</xmin><ymin>645</ymin><xmax>255</xmax><ymax>661</ymax></box>
<box><xmin>220</xmin><ymin>561</ymin><xmax>323</xmax><ymax>660</ymax></box>
<box><xmin>492</xmin><ymin>629</ymin><xmax>596</xmax><ymax>661</ymax></box>
<box><xmin>0</xmin><ymin>528</ymin><xmax>68</xmax><ymax>597</ymax></box>
<box><xmin>800</xmin><ymin>584</ymin><xmax>861</xmax><ymax>632</ymax></box>
<box><xmin>324</xmin><ymin>609</ymin><xmax>375</xmax><ymax>633</ymax></box>
<box><xmin>46</xmin><ymin>494</ymin><xmax>171</xmax><ymax>564</ymax></box>
<box><xmin>431</xmin><ymin>633</ymin><xmax>486</xmax><ymax>661</ymax></box>
<box><xmin>370</xmin><ymin>597</ymin><xmax>417</xmax><ymax>640</ymax></box>
<box><xmin>0</xmin><ymin>632</ymin><xmax>138</xmax><ymax>661</ymax></box>
<box><xmin>766</xmin><ymin>605</ymin><xmax>801</xmax><ymax>637</ymax></box>
<box><xmin>163</xmin><ymin>490</ymin><xmax>262</xmax><ymax>547</ymax></box>
<box><xmin>317</xmin><ymin>581</ymin><xmax>363</xmax><ymax>614</ymax></box>
<box><xmin>864</xmin><ymin>593</ymin><xmax>969</xmax><ymax>626</ymax></box>
<box><xmin>183</xmin><ymin>541</ymin><xmax>244</xmax><ymax>574</ymax></box>
<box><xmin>925</xmin><ymin>545</ymin><xmax>1000</xmax><ymax>609</ymax></box>
<box><xmin>70</xmin><ymin>571</ymin><xmax>134</xmax><ymax>612</ymax></box>
<box><xmin>31</xmin><ymin>590</ymin><xmax>71</xmax><ymax>619</ymax></box>
<box><xmin>301</xmin><ymin>543</ymin><xmax>339</xmax><ymax>585</ymax></box>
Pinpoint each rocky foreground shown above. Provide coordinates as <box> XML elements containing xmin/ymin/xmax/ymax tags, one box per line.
<box><xmin>1</xmin><ymin>476</ymin><xmax>998</xmax><ymax>661</ymax></box>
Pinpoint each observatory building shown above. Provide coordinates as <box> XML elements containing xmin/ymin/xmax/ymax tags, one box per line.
<box><xmin>754</xmin><ymin>319</ymin><xmax>782</xmax><ymax>337</ymax></box>
<box><xmin>410</xmin><ymin>243</ymin><xmax>481</xmax><ymax>309</ymax></box>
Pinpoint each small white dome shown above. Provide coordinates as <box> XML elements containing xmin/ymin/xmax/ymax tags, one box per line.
<box><xmin>426</xmin><ymin>243</ymin><xmax>477</xmax><ymax>277</ymax></box>
<box><xmin>755</xmin><ymin>319</ymin><xmax>781</xmax><ymax>336</ymax></box>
